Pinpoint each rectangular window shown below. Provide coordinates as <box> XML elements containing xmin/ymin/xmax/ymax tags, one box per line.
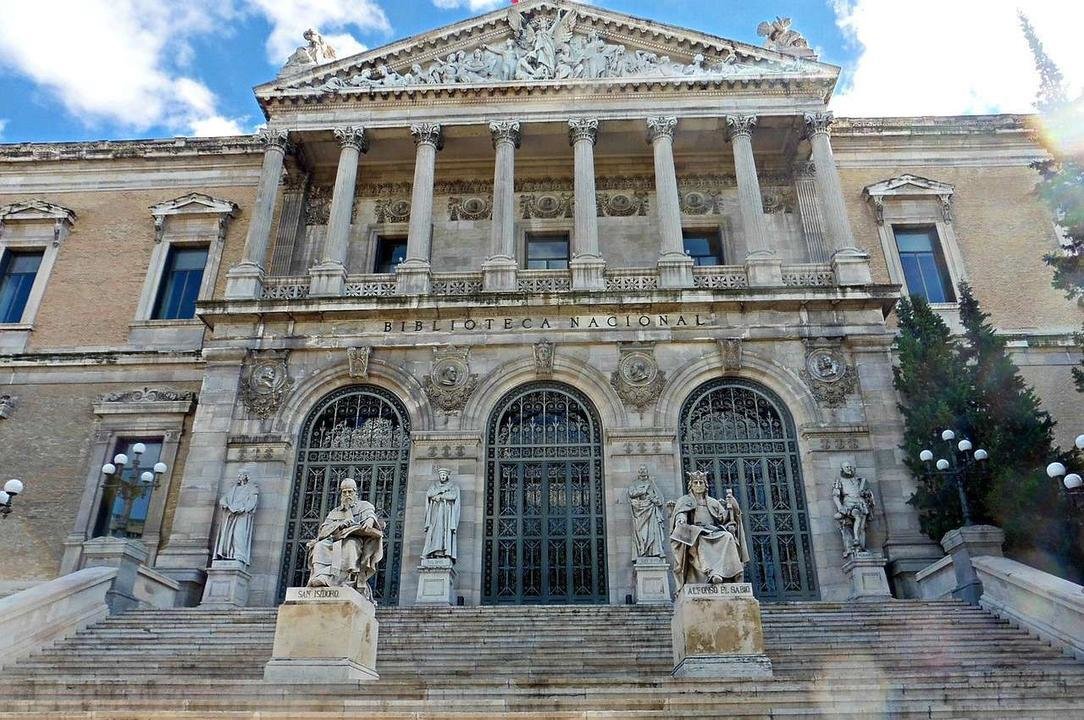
<box><xmin>893</xmin><ymin>225</ymin><xmax>955</xmax><ymax>303</ymax></box>
<box><xmin>525</xmin><ymin>233</ymin><xmax>570</xmax><ymax>270</ymax></box>
<box><xmin>374</xmin><ymin>236</ymin><xmax>407</xmax><ymax>273</ymax></box>
<box><xmin>0</xmin><ymin>249</ymin><xmax>44</xmax><ymax>324</ymax></box>
<box><xmin>682</xmin><ymin>230</ymin><xmax>723</xmax><ymax>266</ymax></box>
<box><xmin>92</xmin><ymin>438</ymin><xmax>164</xmax><ymax>539</ymax></box>
<box><xmin>152</xmin><ymin>245</ymin><xmax>208</xmax><ymax>320</ymax></box>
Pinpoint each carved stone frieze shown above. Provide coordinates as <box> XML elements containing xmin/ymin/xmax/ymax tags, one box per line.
<box><xmin>98</xmin><ymin>387</ymin><xmax>196</xmax><ymax>403</ymax></box>
<box><xmin>239</xmin><ymin>351</ymin><xmax>294</xmax><ymax>418</ymax></box>
<box><xmin>534</xmin><ymin>339</ymin><xmax>555</xmax><ymax>375</ymax></box>
<box><xmin>610</xmin><ymin>344</ymin><xmax>665</xmax><ymax>410</ymax></box>
<box><xmin>800</xmin><ymin>346</ymin><xmax>857</xmax><ymax>407</ymax></box>
<box><xmin>304</xmin><ymin>185</ymin><xmax>332</xmax><ymax>225</ymax></box>
<box><xmin>448</xmin><ymin>195</ymin><xmax>493</xmax><ymax>221</ymax></box>
<box><xmin>422</xmin><ymin>347</ymin><xmax>478</xmax><ymax>415</ymax></box>
<box><xmin>521</xmin><ymin>192</ymin><xmax>574</xmax><ymax>219</ymax></box>
<box><xmin>347</xmin><ymin>346</ymin><xmax>371</xmax><ymax>378</ymax></box>
<box><xmin>596</xmin><ymin>191</ymin><xmax>648</xmax><ymax>217</ymax></box>
<box><xmin>375</xmin><ymin>197</ymin><xmax>412</xmax><ymax>223</ymax></box>
<box><xmin>761</xmin><ymin>187</ymin><xmax>795</xmax><ymax>214</ymax></box>
<box><xmin>679</xmin><ymin>189</ymin><xmax>722</xmax><ymax>215</ymax></box>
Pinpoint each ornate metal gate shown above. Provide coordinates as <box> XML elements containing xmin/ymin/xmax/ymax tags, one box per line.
<box><xmin>679</xmin><ymin>379</ymin><xmax>818</xmax><ymax>601</ymax></box>
<box><xmin>279</xmin><ymin>385</ymin><xmax>411</xmax><ymax>604</ymax></box>
<box><xmin>483</xmin><ymin>382</ymin><xmax>608</xmax><ymax>604</ymax></box>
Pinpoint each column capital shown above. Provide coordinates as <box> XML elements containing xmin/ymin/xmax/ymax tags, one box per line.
<box><xmin>256</xmin><ymin>127</ymin><xmax>290</xmax><ymax>153</ymax></box>
<box><xmin>725</xmin><ymin>115</ymin><xmax>758</xmax><ymax>140</ymax></box>
<box><xmin>803</xmin><ymin>111</ymin><xmax>834</xmax><ymax>138</ymax></box>
<box><xmin>332</xmin><ymin>126</ymin><xmax>368</xmax><ymax>153</ymax></box>
<box><xmin>410</xmin><ymin>123</ymin><xmax>444</xmax><ymax>150</ymax></box>
<box><xmin>646</xmin><ymin>116</ymin><xmax>677</xmax><ymax>143</ymax></box>
<box><xmin>568</xmin><ymin>118</ymin><xmax>599</xmax><ymax>146</ymax></box>
<box><xmin>488</xmin><ymin>120</ymin><xmax>521</xmax><ymax>149</ymax></box>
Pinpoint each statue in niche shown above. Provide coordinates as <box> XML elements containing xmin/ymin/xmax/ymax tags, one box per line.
<box><xmin>669</xmin><ymin>471</ymin><xmax>749</xmax><ymax>589</ymax></box>
<box><xmin>627</xmin><ymin>465</ymin><xmax>667</xmax><ymax>559</ymax></box>
<box><xmin>832</xmin><ymin>462</ymin><xmax>875</xmax><ymax>558</ymax></box>
<box><xmin>422</xmin><ymin>468</ymin><xmax>461</xmax><ymax>561</ymax></box>
<box><xmin>212</xmin><ymin>471</ymin><xmax>259</xmax><ymax>566</ymax></box>
<box><xmin>307</xmin><ymin>477</ymin><xmax>385</xmax><ymax>600</ymax></box>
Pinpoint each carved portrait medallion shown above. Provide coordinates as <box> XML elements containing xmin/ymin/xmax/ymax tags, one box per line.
<box><xmin>240</xmin><ymin>351</ymin><xmax>294</xmax><ymax>418</ymax></box>
<box><xmin>611</xmin><ymin>345</ymin><xmax>665</xmax><ymax>409</ymax></box>
<box><xmin>800</xmin><ymin>346</ymin><xmax>856</xmax><ymax>407</ymax></box>
<box><xmin>423</xmin><ymin>347</ymin><xmax>479</xmax><ymax>415</ymax></box>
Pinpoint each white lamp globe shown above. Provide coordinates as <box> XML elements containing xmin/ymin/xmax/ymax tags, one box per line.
<box><xmin>132</xmin><ymin>442</ymin><xmax>146</xmax><ymax>455</ymax></box>
<box><xmin>3</xmin><ymin>478</ymin><xmax>24</xmax><ymax>495</ymax></box>
<box><xmin>957</xmin><ymin>439</ymin><xmax>972</xmax><ymax>452</ymax></box>
<box><xmin>153</xmin><ymin>462</ymin><xmax>168</xmax><ymax>474</ymax></box>
<box><xmin>140</xmin><ymin>471</ymin><xmax>154</xmax><ymax>484</ymax></box>
<box><xmin>1064</xmin><ymin>474</ymin><xmax>1083</xmax><ymax>490</ymax></box>
<box><xmin>113</xmin><ymin>453</ymin><xmax>129</xmax><ymax>466</ymax></box>
<box><xmin>101</xmin><ymin>463</ymin><xmax>117</xmax><ymax>475</ymax></box>
<box><xmin>0</xmin><ymin>491</ymin><xmax>8</xmax><ymax>506</ymax></box>
<box><xmin>973</xmin><ymin>449</ymin><xmax>988</xmax><ymax>461</ymax></box>
<box><xmin>1076</xmin><ymin>434</ymin><xmax>1084</xmax><ymax>451</ymax></box>
<box><xmin>1047</xmin><ymin>462</ymin><xmax>1066</xmax><ymax>479</ymax></box>
<box><xmin>919</xmin><ymin>450</ymin><xmax>934</xmax><ymax>462</ymax></box>
<box><xmin>941</xmin><ymin>429</ymin><xmax>956</xmax><ymax>441</ymax></box>
<box><xmin>936</xmin><ymin>459</ymin><xmax>950</xmax><ymax>471</ymax></box>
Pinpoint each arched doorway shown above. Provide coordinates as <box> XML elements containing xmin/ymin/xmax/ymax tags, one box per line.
<box><xmin>278</xmin><ymin>385</ymin><xmax>411</xmax><ymax>604</ymax></box>
<box><xmin>678</xmin><ymin>378</ymin><xmax>818</xmax><ymax>601</ymax></box>
<box><xmin>483</xmin><ymin>382</ymin><xmax>608</xmax><ymax>604</ymax></box>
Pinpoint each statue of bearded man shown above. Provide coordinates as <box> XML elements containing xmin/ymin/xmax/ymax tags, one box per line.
<box><xmin>307</xmin><ymin>478</ymin><xmax>385</xmax><ymax>600</ymax></box>
<box><xmin>670</xmin><ymin>471</ymin><xmax>749</xmax><ymax>590</ymax></box>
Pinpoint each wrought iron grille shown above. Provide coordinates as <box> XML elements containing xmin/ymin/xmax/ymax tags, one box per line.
<box><xmin>278</xmin><ymin>385</ymin><xmax>411</xmax><ymax>604</ymax></box>
<box><xmin>483</xmin><ymin>382</ymin><xmax>608</xmax><ymax>604</ymax></box>
<box><xmin>679</xmin><ymin>379</ymin><xmax>818</xmax><ymax>601</ymax></box>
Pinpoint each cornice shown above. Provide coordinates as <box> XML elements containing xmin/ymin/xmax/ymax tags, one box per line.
<box><xmin>0</xmin><ymin>136</ymin><xmax>263</xmax><ymax>164</ymax></box>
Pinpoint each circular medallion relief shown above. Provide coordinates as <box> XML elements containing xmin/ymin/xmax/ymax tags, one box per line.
<box><xmin>806</xmin><ymin>349</ymin><xmax>845</xmax><ymax>383</ymax></box>
<box><xmin>619</xmin><ymin>352</ymin><xmax>658</xmax><ymax>386</ymax></box>
<box><xmin>433</xmin><ymin>358</ymin><xmax>467</xmax><ymax>387</ymax></box>
<box><xmin>250</xmin><ymin>362</ymin><xmax>287</xmax><ymax>394</ymax></box>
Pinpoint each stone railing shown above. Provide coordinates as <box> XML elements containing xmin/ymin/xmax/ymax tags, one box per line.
<box><xmin>261</xmin><ymin>275</ymin><xmax>311</xmax><ymax>300</ymax></box>
<box><xmin>604</xmin><ymin>268</ymin><xmax>658</xmax><ymax>292</ymax></box>
<box><xmin>781</xmin><ymin>264</ymin><xmax>835</xmax><ymax>287</ymax></box>
<box><xmin>692</xmin><ymin>265</ymin><xmax>748</xmax><ymax>289</ymax></box>
<box><xmin>430</xmin><ymin>272</ymin><xmax>484</xmax><ymax>296</ymax></box>
<box><xmin>344</xmin><ymin>273</ymin><xmax>397</xmax><ymax>297</ymax></box>
<box><xmin>516</xmin><ymin>269</ymin><xmax>572</xmax><ymax>293</ymax></box>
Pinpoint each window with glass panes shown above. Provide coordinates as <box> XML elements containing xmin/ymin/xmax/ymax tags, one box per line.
<box><xmin>682</xmin><ymin>230</ymin><xmax>723</xmax><ymax>266</ymax></box>
<box><xmin>0</xmin><ymin>249</ymin><xmax>44</xmax><ymax>324</ymax></box>
<box><xmin>374</xmin><ymin>236</ymin><xmax>407</xmax><ymax>273</ymax></box>
<box><xmin>525</xmin><ymin>233</ymin><xmax>570</xmax><ymax>269</ymax></box>
<box><xmin>152</xmin><ymin>245</ymin><xmax>208</xmax><ymax>320</ymax></box>
<box><xmin>893</xmin><ymin>225</ymin><xmax>955</xmax><ymax>303</ymax></box>
<box><xmin>92</xmin><ymin>438</ymin><xmax>163</xmax><ymax>539</ymax></box>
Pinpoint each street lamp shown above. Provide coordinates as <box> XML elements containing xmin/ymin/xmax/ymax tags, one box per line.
<box><xmin>0</xmin><ymin>478</ymin><xmax>25</xmax><ymax>519</ymax></box>
<box><xmin>917</xmin><ymin>428</ymin><xmax>988</xmax><ymax>526</ymax></box>
<box><xmin>1045</xmin><ymin>433</ymin><xmax>1084</xmax><ymax>509</ymax></box>
<box><xmin>99</xmin><ymin>443</ymin><xmax>167</xmax><ymax>537</ymax></box>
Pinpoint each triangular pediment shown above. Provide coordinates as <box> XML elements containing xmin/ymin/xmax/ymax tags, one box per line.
<box><xmin>0</xmin><ymin>199</ymin><xmax>76</xmax><ymax>224</ymax></box>
<box><xmin>149</xmin><ymin>193</ymin><xmax>238</xmax><ymax>219</ymax></box>
<box><xmin>863</xmin><ymin>174</ymin><xmax>956</xmax><ymax>198</ymax></box>
<box><xmin>257</xmin><ymin>0</ymin><xmax>837</xmax><ymax>103</ymax></box>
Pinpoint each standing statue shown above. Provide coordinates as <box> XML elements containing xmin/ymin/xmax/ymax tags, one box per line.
<box><xmin>832</xmin><ymin>462</ymin><xmax>875</xmax><ymax>558</ymax></box>
<box><xmin>627</xmin><ymin>465</ymin><xmax>667</xmax><ymax>558</ymax></box>
<box><xmin>212</xmin><ymin>471</ymin><xmax>259</xmax><ymax>565</ymax></box>
<box><xmin>307</xmin><ymin>477</ymin><xmax>385</xmax><ymax>600</ymax></box>
<box><xmin>670</xmin><ymin>471</ymin><xmax>749</xmax><ymax>589</ymax></box>
<box><xmin>422</xmin><ymin>468</ymin><xmax>461</xmax><ymax>561</ymax></box>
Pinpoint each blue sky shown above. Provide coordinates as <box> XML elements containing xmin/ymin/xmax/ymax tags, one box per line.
<box><xmin>0</xmin><ymin>0</ymin><xmax>1079</xmax><ymax>144</ymax></box>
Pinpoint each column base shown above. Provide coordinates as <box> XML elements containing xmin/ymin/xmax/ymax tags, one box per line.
<box><xmin>745</xmin><ymin>254</ymin><xmax>783</xmax><ymax>288</ymax></box>
<box><xmin>831</xmin><ymin>250</ymin><xmax>872</xmax><ymax>287</ymax></box>
<box><xmin>941</xmin><ymin>524</ymin><xmax>1005</xmax><ymax>604</ymax></box>
<box><xmin>416</xmin><ymin>557</ymin><xmax>456</xmax><ymax>605</ymax></box>
<box><xmin>633</xmin><ymin>557</ymin><xmax>672</xmax><ymax>605</ymax></box>
<box><xmin>671</xmin><ymin>583</ymin><xmax>772</xmax><ymax>678</ymax></box>
<box><xmin>570</xmin><ymin>255</ymin><xmax>606</xmax><ymax>291</ymax></box>
<box><xmin>200</xmin><ymin>559</ymin><xmax>251</xmax><ymax>609</ymax></box>
<box><xmin>656</xmin><ymin>253</ymin><xmax>694</xmax><ymax>289</ymax></box>
<box><xmin>841</xmin><ymin>551</ymin><xmax>893</xmax><ymax>601</ymax></box>
<box><xmin>396</xmin><ymin>259</ymin><xmax>432</xmax><ymax>295</ymax></box>
<box><xmin>224</xmin><ymin>262</ymin><xmax>265</xmax><ymax>300</ymax></box>
<box><xmin>308</xmin><ymin>262</ymin><xmax>347</xmax><ymax>297</ymax></box>
<box><xmin>481</xmin><ymin>256</ymin><xmax>518</xmax><ymax>292</ymax></box>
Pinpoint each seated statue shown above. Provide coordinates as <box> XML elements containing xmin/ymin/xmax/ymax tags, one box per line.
<box><xmin>307</xmin><ymin>477</ymin><xmax>385</xmax><ymax>601</ymax></box>
<box><xmin>670</xmin><ymin>471</ymin><xmax>749</xmax><ymax>590</ymax></box>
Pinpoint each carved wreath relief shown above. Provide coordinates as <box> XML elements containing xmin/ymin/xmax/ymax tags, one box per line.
<box><xmin>801</xmin><ymin>347</ymin><xmax>857</xmax><ymax>407</ymax></box>
<box><xmin>611</xmin><ymin>345</ymin><xmax>665</xmax><ymax>409</ymax></box>
<box><xmin>240</xmin><ymin>352</ymin><xmax>294</xmax><ymax>418</ymax></box>
<box><xmin>423</xmin><ymin>346</ymin><xmax>479</xmax><ymax>415</ymax></box>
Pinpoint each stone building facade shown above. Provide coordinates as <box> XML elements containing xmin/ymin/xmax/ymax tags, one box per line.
<box><xmin>0</xmin><ymin>1</ymin><xmax>1078</xmax><ymax>608</ymax></box>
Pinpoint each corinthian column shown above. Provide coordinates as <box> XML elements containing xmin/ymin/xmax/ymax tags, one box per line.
<box><xmin>804</xmin><ymin>111</ymin><xmax>871</xmax><ymax>286</ymax></box>
<box><xmin>397</xmin><ymin>123</ymin><xmax>443</xmax><ymax>295</ymax></box>
<box><xmin>727</xmin><ymin>115</ymin><xmax>781</xmax><ymax>287</ymax></box>
<box><xmin>568</xmin><ymin>118</ymin><xmax>605</xmax><ymax>291</ymax></box>
<box><xmin>647</xmin><ymin>116</ymin><xmax>693</xmax><ymax>289</ymax></box>
<box><xmin>310</xmin><ymin>126</ymin><xmax>367</xmax><ymax>296</ymax></box>
<box><xmin>482</xmin><ymin>120</ymin><xmax>520</xmax><ymax>292</ymax></box>
<box><xmin>225</xmin><ymin>128</ymin><xmax>288</xmax><ymax>299</ymax></box>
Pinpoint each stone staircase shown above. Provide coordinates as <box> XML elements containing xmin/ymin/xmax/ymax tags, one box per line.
<box><xmin>3</xmin><ymin>600</ymin><xmax>1083</xmax><ymax>718</ymax></box>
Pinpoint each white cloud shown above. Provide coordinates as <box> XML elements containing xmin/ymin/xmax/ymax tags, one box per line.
<box><xmin>0</xmin><ymin>119</ymin><xmax>7</xmax><ymax>140</ymax></box>
<box><xmin>830</xmin><ymin>0</ymin><xmax>1084</xmax><ymax>116</ymax></box>
<box><xmin>244</xmin><ymin>0</ymin><xmax>389</xmax><ymax>63</ymax></box>
<box><xmin>432</xmin><ymin>0</ymin><xmax>507</xmax><ymax>11</ymax></box>
<box><xmin>0</xmin><ymin>0</ymin><xmax>247</xmax><ymax>137</ymax></box>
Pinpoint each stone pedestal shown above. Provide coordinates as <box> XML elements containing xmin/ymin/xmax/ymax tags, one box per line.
<box><xmin>264</xmin><ymin>586</ymin><xmax>379</xmax><ymax>682</ymax></box>
<box><xmin>633</xmin><ymin>557</ymin><xmax>671</xmax><ymax>605</ymax></box>
<box><xmin>941</xmin><ymin>524</ymin><xmax>1005</xmax><ymax>604</ymax></box>
<box><xmin>416</xmin><ymin>557</ymin><xmax>456</xmax><ymax>605</ymax></box>
<box><xmin>224</xmin><ymin>262</ymin><xmax>265</xmax><ymax>300</ymax></box>
<box><xmin>308</xmin><ymin>262</ymin><xmax>347</xmax><ymax>297</ymax></box>
<box><xmin>199</xmin><ymin>559</ymin><xmax>251</xmax><ymax>609</ymax></box>
<box><xmin>570</xmin><ymin>255</ymin><xmax>606</xmax><ymax>291</ymax></box>
<box><xmin>831</xmin><ymin>251</ymin><xmax>872</xmax><ymax>287</ymax></box>
<box><xmin>842</xmin><ymin>552</ymin><xmax>892</xmax><ymax>601</ymax></box>
<box><xmin>657</xmin><ymin>253</ymin><xmax>695</xmax><ymax>289</ymax></box>
<box><xmin>395</xmin><ymin>260</ymin><xmax>432</xmax><ymax>295</ymax></box>
<box><xmin>745</xmin><ymin>255</ymin><xmax>784</xmax><ymax>287</ymax></box>
<box><xmin>671</xmin><ymin>583</ymin><xmax>773</xmax><ymax>678</ymax></box>
<box><xmin>482</xmin><ymin>256</ymin><xmax>517</xmax><ymax>292</ymax></box>
<box><xmin>80</xmin><ymin>536</ymin><xmax>149</xmax><ymax>614</ymax></box>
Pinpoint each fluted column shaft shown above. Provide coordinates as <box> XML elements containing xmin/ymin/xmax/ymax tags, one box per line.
<box><xmin>489</xmin><ymin>121</ymin><xmax>520</xmax><ymax>259</ymax></box>
<box><xmin>804</xmin><ymin>112</ymin><xmax>858</xmax><ymax>254</ymax></box>
<box><xmin>396</xmin><ymin>123</ymin><xmax>442</xmax><ymax>295</ymax></box>
<box><xmin>727</xmin><ymin>116</ymin><xmax>772</xmax><ymax>258</ymax></box>
<box><xmin>647</xmin><ymin>117</ymin><xmax>684</xmax><ymax>257</ymax></box>
<box><xmin>568</xmin><ymin>119</ymin><xmax>601</xmax><ymax>258</ymax></box>
<box><xmin>241</xmin><ymin>129</ymin><xmax>288</xmax><ymax>268</ymax></box>
<box><xmin>322</xmin><ymin>127</ymin><xmax>366</xmax><ymax>266</ymax></box>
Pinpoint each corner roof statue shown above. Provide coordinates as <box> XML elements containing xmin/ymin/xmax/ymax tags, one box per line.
<box><xmin>756</xmin><ymin>17</ymin><xmax>812</xmax><ymax>55</ymax></box>
<box><xmin>279</xmin><ymin>28</ymin><xmax>338</xmax><ymax>78</ymax></box>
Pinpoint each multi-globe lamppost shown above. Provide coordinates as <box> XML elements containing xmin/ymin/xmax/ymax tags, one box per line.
<box><xmin>917</xmin><ymin>428</ymin><xmax>989</xmax><ymax>527</ymax></box>
<box><xmin>0</xmin><ymin>478</ymin><xmax>25</xmax><ymax>519</ymax></box>
<box><xmin>1045</xmin><ymin>434</ymin><xmax>1084</xmax><ymax>509</ymax></box>
<box><xmin>100</xmin><ymin>443</ymin><xmax>168</xmax><ymax>536</ymax></box>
